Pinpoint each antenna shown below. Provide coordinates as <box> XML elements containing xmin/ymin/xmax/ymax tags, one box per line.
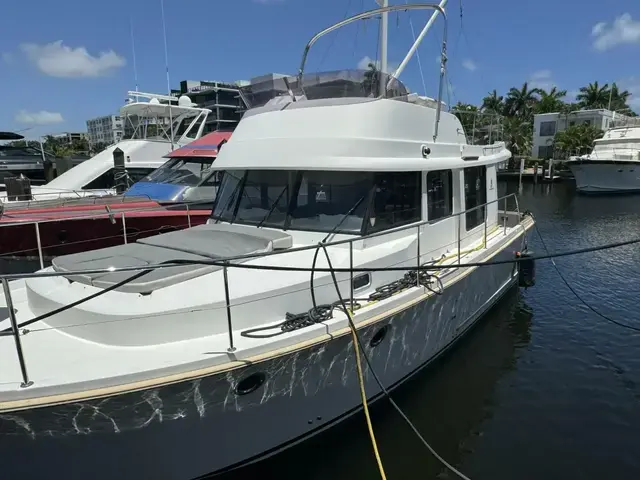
<box><xmin>377</xmin><ymin>0</ymin><xmax>388</xmax><ymax>96</ymax></box>
<box><xmin>160</xmin><ymin>0</ymin><xmax>175</xmax><ymax>151</ymax></box>
<box><xmin>129</xmin><ymin>16</ymin><xmax>139</xmax><ymax>101</ymax></box>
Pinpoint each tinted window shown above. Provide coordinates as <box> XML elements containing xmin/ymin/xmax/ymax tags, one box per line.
<box><xmin>464</xmin><ymin>166</ymin><xmax>486</xmax><ymax>231</ymax></box>
<box><xmin>211</xmin><ymin>170</ymin><xmax>372</xmax><ymax>234</ymax></box>
<box><xmin>368</xmin><ymin>172</ymin><xmax>421</xmax><ymax>233</ymax></box>
<box><xmin>83</xmin><ymin>167</ymin><xmax>154</xmax><ymax>190</ymax></box>
<box><xmin>426</xmin><ymin>170</ymin><xmax>452</xmax><ymax>221</ymax></box>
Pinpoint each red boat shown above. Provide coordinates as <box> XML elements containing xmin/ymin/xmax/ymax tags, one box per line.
<box><xmin>0</xmin><ymin>131</ymin><xmax>231</xmax><ymax>263</ymax></box>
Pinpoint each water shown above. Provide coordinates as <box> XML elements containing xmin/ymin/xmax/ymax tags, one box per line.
<box><xmin>216</xmin><ymin>180</ymin><xmax>640</xmax><ymax>480</ymax></box>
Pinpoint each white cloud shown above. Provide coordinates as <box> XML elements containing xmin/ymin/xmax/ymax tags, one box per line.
<box><xmin>14</xmin><ymin>110</ymin><xmax>64</xmax><ymax>125</ymax></box>
<box><xmin>591</xmin><ymin>13</ymin><xmax>640</xmax><ymax>51</ymax></box>
<box><xmin>20</xmin><ymin>41</ymin><xmax>125</xmax><ymax>78</ymax></box>
<box><xmin>529</xmin><ymin>70</ymin><xmax>554</xmax><ymax>90</ymax></box>
<box><xmin>357</xmin><ymin>55</ymin><xmax>398</xmax><ymax>73</ymax></box>
<box><xmin>1</xmin><ymin>52</ymin><xmax>13</xmax><ymax>64</ymax></box>
<box><xmin>462</xmin><ymin>59</ymin><xmax>477</xmax><ymax>71</ymax></box>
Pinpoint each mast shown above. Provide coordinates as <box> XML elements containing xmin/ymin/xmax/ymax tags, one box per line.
<box><xmin>377</xmin><ymin>0</ymin><xmax>388</xmax><ymax>96</ymax></box>
<box><xmin>392</xmin><ymin>0</ymin><xmax>448</xmax><ymax>80</ymax></box>
<box><xmin>160</xmin><ymin>0</ymin><xmax>175</xmax><ymax>151</ymax></box>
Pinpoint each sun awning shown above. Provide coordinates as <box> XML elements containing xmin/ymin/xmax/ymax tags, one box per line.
<box><xmin>166</xmin><ymin>131</ymin><xmax>232</xmax><ymax>158</ymax></box>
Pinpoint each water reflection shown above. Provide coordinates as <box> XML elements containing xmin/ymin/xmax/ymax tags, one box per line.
<box><xmin>213</xmin><ymin>288</ymin><xmax>533</xmax><ymax>480</ymax></box>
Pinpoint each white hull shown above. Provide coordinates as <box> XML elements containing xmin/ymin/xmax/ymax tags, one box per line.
<box><xmin>567</xmin><ymin>161</ymin><xmax>640</xmax><ymax>193</ymax></box>
<box><xmin>0</xmin><ymin>231</ymin><xmax>525</xmax><ymax>479</ymax></box>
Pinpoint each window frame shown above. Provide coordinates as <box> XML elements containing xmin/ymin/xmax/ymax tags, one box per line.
<box><xmin>463</xmin><ymin>166</ymin><xmax>487</xmax><ymax>232</ymax></box>
<box><xmin>426</xmin><ymin>169</ymin><xmax>453</xmax><ymax>222</ymax></box>
<box><xmin>539</xmin><ymin>121</ymin><xmax>557</xmax><ymax>137</ymax></box>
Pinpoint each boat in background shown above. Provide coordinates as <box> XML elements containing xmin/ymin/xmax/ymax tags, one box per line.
<box><xmin>0</xmin><ymin>131</ymin><xmax>53</xmax><ymax>186</ymax></box>
<box><xmin>0</xmin><ymin>130</ymin><xmax>232</xmax><ymax>262</ymax></box>
<box><xmin>566</xmin><ymin>116</ymin><xmax>640</xmax><ymax>193</ymax></box>
<box><xmin>0</xmin><ymin>4</ymin><xmax>534</xmax><ymax>479</ymax></box>
<box><xmin>0</xmin><ymin>91</ymin><xmax>211</xmax><ymax>208</ymax></box>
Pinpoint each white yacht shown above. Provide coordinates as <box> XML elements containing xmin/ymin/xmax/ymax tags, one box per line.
<box><xmin>0</xmin><ymin>5</ymin><xmax>534</xmax><ymax>479</ymax></box>
<box><xmin>0</xmin><ymin>92</ymin><xmax>211</xmax><ymax>208</ymax></box>
<box><xmin>566</xmin><ymin>116</ymin><xmax>640</xmax><ymax>193</ymax></box>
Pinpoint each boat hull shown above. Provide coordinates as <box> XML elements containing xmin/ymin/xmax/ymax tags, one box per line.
<box><xmin>567</xmin><ymin>160</ymin><xmax>640</xmax><ymax>194</ymax></box>
<box><xmin>0</xmin><ymin>236</ymin><xmax>522</xmax><ymax>480</ymax></box>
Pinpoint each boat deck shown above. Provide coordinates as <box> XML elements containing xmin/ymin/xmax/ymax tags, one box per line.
<box><xmin>0</xmin><ymin>218</ymin><xmax>532</xmax><ymax>410</ymax></box>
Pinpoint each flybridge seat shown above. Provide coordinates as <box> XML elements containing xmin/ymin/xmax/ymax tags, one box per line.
<box><xmin>51</xmin><ymin>223</ymin><xmax>293</xmax><ymax>294</ymax></box>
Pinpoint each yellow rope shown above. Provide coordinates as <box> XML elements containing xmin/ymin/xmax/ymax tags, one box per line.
<box><xmin>347</xmin><ymin>309</ymin><xmax>388</xmax><ymax>480</ymax></box>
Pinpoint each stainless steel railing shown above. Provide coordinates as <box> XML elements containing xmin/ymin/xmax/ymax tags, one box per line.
<box><xmin>0</xmin><ymin>193</ymin><xmax>524</xmax><ymax>388</ymax></box>
<box><xmin>0</xmin><ymin>198</ymin><xmax>215</xmax><ymax>266</ymax></box>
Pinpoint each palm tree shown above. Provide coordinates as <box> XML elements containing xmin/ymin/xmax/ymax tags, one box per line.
<box><xmin>481</xmin><ymin>90</ymin><xmax>504</xmax><ymax>115</ymax></box>
<box><xmin>504</xmin><ymin>82</ymin><xmax>541</xmax><ymax>119</ymax></box>
<box><xmin>576</xmin><ymin>81</ymin><xmax>609</xmax><ymax>109</ymax></box>
<box><xmin>363</xmin><ymin>62</ymin><xmax>380</xmax><ymax>97</ymax></box>
<box><xmin>608</xmin><ymin>82</ymin><xmax>632</xmax><ymax>112</ymax></box>
<box><xmin>536</xmin><ymin>87</ymin><xmax>567</xmax><ymax>114</ymax></box>
<box><xmin>553</xmin><ymin>123</ymin><xmax>603</xmax><ymax>157</ymax></box>
<box><xmin>502</xmin><ymin>116</ymin><xmax>533</xmax><ymax>156</ymax></box>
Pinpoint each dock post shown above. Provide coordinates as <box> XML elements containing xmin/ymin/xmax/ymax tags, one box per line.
<box><xmin>518</xmin><ymin>158</ymin><xmax>524</xmax><ymax>186</ymax></box>
<box><xmin>533</xmin><ymin>161</ymin><xmax>539</xmax><ymax>184</ymax></box>
<box><xmin>548</xmin><ymin>159</ymin><xmax>553</xmax><ymax>180</ymax></box>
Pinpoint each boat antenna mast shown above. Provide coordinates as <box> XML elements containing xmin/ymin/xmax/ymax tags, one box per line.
<box><xmin>129</xmin><ymin>15</ymin><xmax>140</xmax><ymax>102</ymax></box>
<box><xmin>377</xmin><ymin>0</ymin><xmax>389</xmax><ymax>96</ymax></box>
<box><xmin>160</xmin><ymin>0</ymin><xmax>175</xmax><ymax>151</ymax></box>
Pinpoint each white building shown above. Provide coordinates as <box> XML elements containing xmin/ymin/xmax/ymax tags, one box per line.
<box><xmin>86</xmin><ymin>114</ymin><xmax>124</xmax><ymax>146</ymax></box>
<box><xmin>531</xmin><ymin>109</ymin><xmax>624</xmax><ymax>159</ymax></box>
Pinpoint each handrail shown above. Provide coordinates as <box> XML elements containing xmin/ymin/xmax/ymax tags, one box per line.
<box><xmin>0</xmin><ymin>193</ymin><xmax>520</xmax><ymax>281</ymax></box>
<box><xmin>0</xmin><ymin>192</ymin><xmax>524</xmax><ymax>387</ymax></box>
<box><xmin>297</xmin><ymin>3</ymin><xmax>447</xmax><ymax>137</ymax></box>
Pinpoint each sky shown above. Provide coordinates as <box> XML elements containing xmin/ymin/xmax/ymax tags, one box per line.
<box><xmin>1</xmin><ymin>0</ymin><xmax>640</xmax><ymax>136</ymax></box>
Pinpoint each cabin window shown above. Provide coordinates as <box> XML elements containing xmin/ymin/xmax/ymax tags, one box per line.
<box><xmin>289</xmin><ymin>171</ymin><xmax>371</xmax><ymax>233</ymax></box>
<box><xmin>82</xmin><ymin>167</ymin><xmax>154</xmax><ymax>190</ymax></box>
<box><xmin>464</xmin><ymin>166</ymin><xmax>486</xmax><ymax>231</ymax></box>
<box><xmin>426</xmin><ymin>170</ymin><xmax>453</xmax><ymax>222</ymax></box>
<box><xmin>368</xmin><ymin>172</ymin><xmax>421</xmax><ymax>233</ymax></box>
<box><xmin>211</xmin><ymin>170</ymin><xmax>371</xmax><ymax>233</ymax></box>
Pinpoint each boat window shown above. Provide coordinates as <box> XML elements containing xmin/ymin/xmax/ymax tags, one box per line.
<box><xmin>464</xmin><ymin>166</ymin><xmax>486</xmax><ymax>231</ymax></box>
<box><xmin>426</xmin><ymin>170</ymin><xmax>453</xmax><ymax>222</ymax></box>
<box><xmin>142</xmin><ymin>157</ymin><xmax>217</xmax><ymax>187</ymax></box>
<box><xmin>82</xmin><ymin>167</ymin><xmax>154</xmax><ymax>190</ymax></box>
<box><xmin>368</xmin><ymin>172</ymin><xmax>421</xmax><ymax>233</ymax></box>
<box><xmin>289</xmin><ymin>171</ymin><xmax>371</xmax><ymax>233</ymax></box>
<box><xmin>211</xmin><ymin>170</ymin><xmax>373</xmax><ymax>234</ymax></box>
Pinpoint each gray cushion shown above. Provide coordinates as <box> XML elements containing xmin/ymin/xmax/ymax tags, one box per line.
<box><xmin>51</xmin><ymin>223</ymin><xmax>293</xmax><ymax>293</ymax></box>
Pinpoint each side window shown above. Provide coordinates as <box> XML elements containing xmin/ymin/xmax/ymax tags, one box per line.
<box><xmin>82</xmin><ymin>169</ymin><xmax>114</xmax><ymax>190</ymax></box>
<box><xmin>126</xmin><ymin>168</ymin><xmax>155</xmax><ymax>184</ymax></box>
<box><xmin>369</xmin><ymin>172</ymin><xmax>421</xmax><ymax>233</ymax></box>
<box><xmin>426</xmin><ymin>170</ymin><xmax>452</xmax><ymax>222</ymax></box>
<box><xmin>464</xmin><ymin>166</ymin><xmax>486</xmax><ymax>231</ymax></box>
<box><xmin>82</xmin><ymin>168</ymin><xmax>153</xmax><ymax>190</ymax></box>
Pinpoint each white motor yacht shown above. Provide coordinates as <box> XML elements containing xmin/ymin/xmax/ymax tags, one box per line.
<box><xmin>566</xmin><ymin>116</ymin><xmax>640</xmax><ymax>193</ymax></box>
<box><xmin>0</xmin><ymin>5</ymin><xmax>534</xmax><ymax>479</ymax></box>
<box><xmin>0</xmin><ymin>92</ymin><xmax>211</xmax><ymax>208</ymax></box>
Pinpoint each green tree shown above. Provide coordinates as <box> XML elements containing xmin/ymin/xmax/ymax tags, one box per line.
<box><xmin>576</xmin><ymin>81</ymin><xmax>609</xmax><ymax>109</ymax></box>
<box><xmin>502</xmin><ymin>116</ymin><xmax>533</xmax><ymax>156</ymax></box>
<box><xmin>536</xmin><ymin>87</ymin><xmax>567</xmax><ymax>114</ymax></box>
<box><xmin>553</xmin><ymin>123</ymin><xmax>603</xmax><ymax>157</ymax></box>
<box><xmin>363</xmin><ymin>62</ymin><xmax>380</xmax><ymax>97</ymax></box>
<box><xmin>481</xmin><ymin>89</ymin><xmax>504</xmax><ymax>115</ymax></box>
<box><xmin>91</xmin><ymin>142</ymin><xmax>109</xmax><ymax>154</ymax></box>
<box><xmin>504</xmin><ymin>82</ymin><xmax>541</xmax><ymax>119</ymax></box>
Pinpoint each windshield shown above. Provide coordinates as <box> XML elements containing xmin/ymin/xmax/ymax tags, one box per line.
<box><xmin>141</xmin><ymin>157</ymin><xmax>220</xmax><ymax>187</ymax></box>
<box><xmin>211</xmin><ymin>170</ymin><xmax>373</xmax><ymax>233</ymax></box>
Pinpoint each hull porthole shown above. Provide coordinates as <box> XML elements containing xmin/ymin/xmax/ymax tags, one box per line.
<box><xmin>235</xmin><ymin>372</ymin><xmax>267</xmax><ymax>396</ymax></box>
<box><xmin>370</xmin><ymin>325</ymin><xmax>390</xmax><ymax>348</ymax></box>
